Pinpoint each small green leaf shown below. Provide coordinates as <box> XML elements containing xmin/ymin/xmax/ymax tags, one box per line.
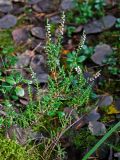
<box><xmin>48</xmin><ymin>111</ymin><xmax>56</xmax><ymax>117</ymax></box>
<box><xmin>78</xmin><ymin>55</ymin><xmax>86</xmax><ymax>63</ymax></box>
<box><xmin>6</xmin><ymin>76</ymin><xmax>16</xmax><ymax>85</ymax></box>
<box><xmin>15</xmin><ymin>86</ymin><xmax>25</xmax><ymax>97</ymax></box>
<box><xmin>58</xmin><ymin>111</ymin><xmax>65</xmax><ymax>118</ymax></box>
<box><xmin>0</xmin><ymin>117</ymin><xmax>4</xmax><ymax>126</ymax></box>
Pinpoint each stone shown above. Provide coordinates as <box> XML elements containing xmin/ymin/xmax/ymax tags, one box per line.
<box><xmin>85</xmin><ymin>109</ymin><xmax>100</xmax><ymax>122</ymax></box>
<box><xmin>31</xmin><ymin>27</ymin><xmax>45</xmax><ymax>39</ymax></box>
<box><xmin>15</xmin><ymin>50</ymin><xmax>34</xmax><ymax>68</ymax></box>
<box><xmin>84</xmin><ymin>15</ymin><xmax>116</xmax><ymax>34</ymax></box>
<box><xmin>30</xmin><ymin>55</ymin><xmax>46</xmax><ymax>73</ymax></box>
<box><xmin>0</xmin><ymin>14</ymin><xmax>17</xmax><ymax>29</ymax></box>
<box><xmin>36</xmin><ymin>73</ymin><xmax>48</xmax><ymax>83</ymax></box>
<box><xmin>30</xmin><ymin>55</ymin><xmax>48</xmax><ymax>83</ymax></box>
<box><xmin>0</xmin><ymin>0</ymin><xmax>13</xmax><ymax>13</ymax></box>
<box><xmin>88</xmin><ymin>121</ymin><xmax>106</xmax><ymax>136</ymax></box>
<box><xmin>60</xmin><ymin>0</ymin><xmax>75</xmax><ymax>10</ymax></box>
<box><xmin>84</xmin><ymin>20</ymin><xmax>103</xmax><ymax>34</ymax></box>
<box><xmin>33</xmin><ymin>0</ymin><xmax>60</xmax><ymax>13</ymax></box>
<box><xmin>98</xmin><ymin>94</ymin><xmax>113</xmax><ymax>107</ymax></box>
<box><xmin>91</xmin><ymin>44</ymin><xmax>113</xmax><ymax>66</ymax></box>
<box><xmin>101</xmin><ymin>15</ymin><xmax>116</xmax><ymax>30</ymax></box>
<box><xmin>12</xmin><ymin>28</ymin><xmax>29</xmax><ymax>44</ymax></box>
<box><xmin>50</xmin><ymin>15</ymin><xmax>61</xmax><ymax>24</ymax></box>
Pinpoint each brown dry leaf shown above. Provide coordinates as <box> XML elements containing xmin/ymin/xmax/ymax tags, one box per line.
<box><xmin>19</xmin><ymin>98</ymin><xmax>29</xmax><ymax>106</ymax></box>
<box><xmin>50</xmin><ymin>71</ymin><xmax>58</xmax><ymax>80</ymax></box>
<box><xmin>62</xmin><ymin>49</ymin><xmax>70</xmax><ymax>55</ymax></box>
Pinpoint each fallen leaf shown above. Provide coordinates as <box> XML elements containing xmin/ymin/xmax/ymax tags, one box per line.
<box><xmin>91</xmin><ymin>44</ymin><xmax>113</xmax><ymax>66</ymax></box>
<box><xmin>85</xmin><ymin>109</ymin><xmax>101</xmax><ymax>123</ymax></box>
<box><xmin>98</xmin><ymin>94</ymin><xmax>113</xmax><ymax>107</ymax></box>
<box><xmin>88</xmin><ymin>121</ymin><xmax>106</xmax><ymax>136</ymax></box>
<box><xmin>107</xmin><ymin>105</ymin><xmax>120</xmax><ymax>114</ymax></box>
<box><xmin>0</xmin><ymin>14</ymin><xmax>17</xmax><ymax>29</ymax></box>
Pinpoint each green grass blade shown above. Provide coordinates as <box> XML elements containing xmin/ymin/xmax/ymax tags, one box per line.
<box><xmin>82</xmin><ymin>121</ymin><xmax>120</xmax><ymax>160</ymax></box>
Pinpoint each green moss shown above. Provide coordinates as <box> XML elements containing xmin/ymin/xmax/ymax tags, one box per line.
<box><xmin>0</xmin><ymin>138</ymin><xmax>30</xmax><ymax>160</ymax></box>
<box><xmin>0</xmin><ymin>137</ymin><xmax>41</xmax><ymax>160</ymax></box>
<box><xmin>68</xmin><ymin>129</ymin><xmax>98</xmax><ymax>150</ymax></box>
<box><xmin>0</xmin><ymin>30</ymin><xmax>14</xmax><ymax>49</ymax></box>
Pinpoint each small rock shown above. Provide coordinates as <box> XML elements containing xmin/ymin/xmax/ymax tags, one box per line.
<box><xmin>98</xmin><ymin>94</ymin><xmax>113</xmax><ymax>107</ymax></box>
<box><xmin>0</xmin><ymin>0</ymin><xmax>13</xmax><ymax>13</ymax></box>
<box><xmin>36</xmin><ymin>73</ymin><xmax>48</xmax><ymax>83</ymax></box>
<box><xmin>91</xmin><ymin>44</ymin><xmax>113</xmax><ymax>66</ymax></box>
<box><xmin>88</xmin><ymin>121</ymin><xmax>106</xmax><ymax>136</ymax></box>
<box><xmin>30</xmin><ymin>55</ymin><xmax>48</xmax><ymax>83</ymax></box>
<box><xmin>101</xmin><ymin>15</ymin><xmax>116</xmax><ymax>30</ymax></box>
<box><xmin>85</xmin><ymin>109</ymin><xmax>100</xmax><ymax>122</ymax></box>
<box><xmin>84</xmin><ymin>20</ymin><xmax>103</xmax><ymax>34</ymax></box>
<box><xmin>0</xmin><ymin>14</ymin><xmax>17</xmax><ymax>29</ymax></box>
<box><xmin>12</xmin><ymin>28</ymin><xmax>29</xmax><ymax>44</ymax></box>
<box><xmin>15</xmin><ymin>50</ymin><xmax>34</xmax><ymax>68</ymax></box>
<box><xmin>50</xmin><ymin>15</ymin><xmax>61</xmax><ymax>24</ymax></box>
<box><xmin>84</xmin><ymin>15</ymin><xmax>116</xmax><ymax>34</ymax></box>
<box><xmin>60</xmin><ymin>0</ymin><xmax>75</xmax><ymax>10</ymax></box>
<box><xmin>30</xmin><ymin>55</ymin><xmax>46</xmax><ymax>73</ymax></box>
<box><xmin>31</xmin><ymin>27</ymin><xmax>45</xmax><ymax>39</ymax></box>
<box><xmin>33</xmin><ymin>0</ymin><xmax>60</xmax><ymax>13</ymax></box>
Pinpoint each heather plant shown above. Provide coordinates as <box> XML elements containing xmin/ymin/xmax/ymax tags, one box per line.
<box><xmin>36</xmin><ymin>12</ymin><xmax>92</xmax><ymax>159</ymax></box>
<box><xmin>0</xmin><ymin>12</ymin><xmax>92</xmax><ymax>160</ymax></box>
<box><xmin>45</xmin><ymin>12</ymin><xmax>91</xmax><ymax>116</ymax></box>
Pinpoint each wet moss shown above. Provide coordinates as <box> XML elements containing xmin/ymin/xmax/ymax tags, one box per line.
<box><xmin>0</xmin><ymin>29</ymin><xmax>14</xmax><ymax>49</ymax></box>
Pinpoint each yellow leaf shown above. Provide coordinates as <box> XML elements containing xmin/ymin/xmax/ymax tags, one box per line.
<box><xmin>107</xmin><ymin>105</ymin><xmax>120</xmax><ymax>114</ymax></box>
